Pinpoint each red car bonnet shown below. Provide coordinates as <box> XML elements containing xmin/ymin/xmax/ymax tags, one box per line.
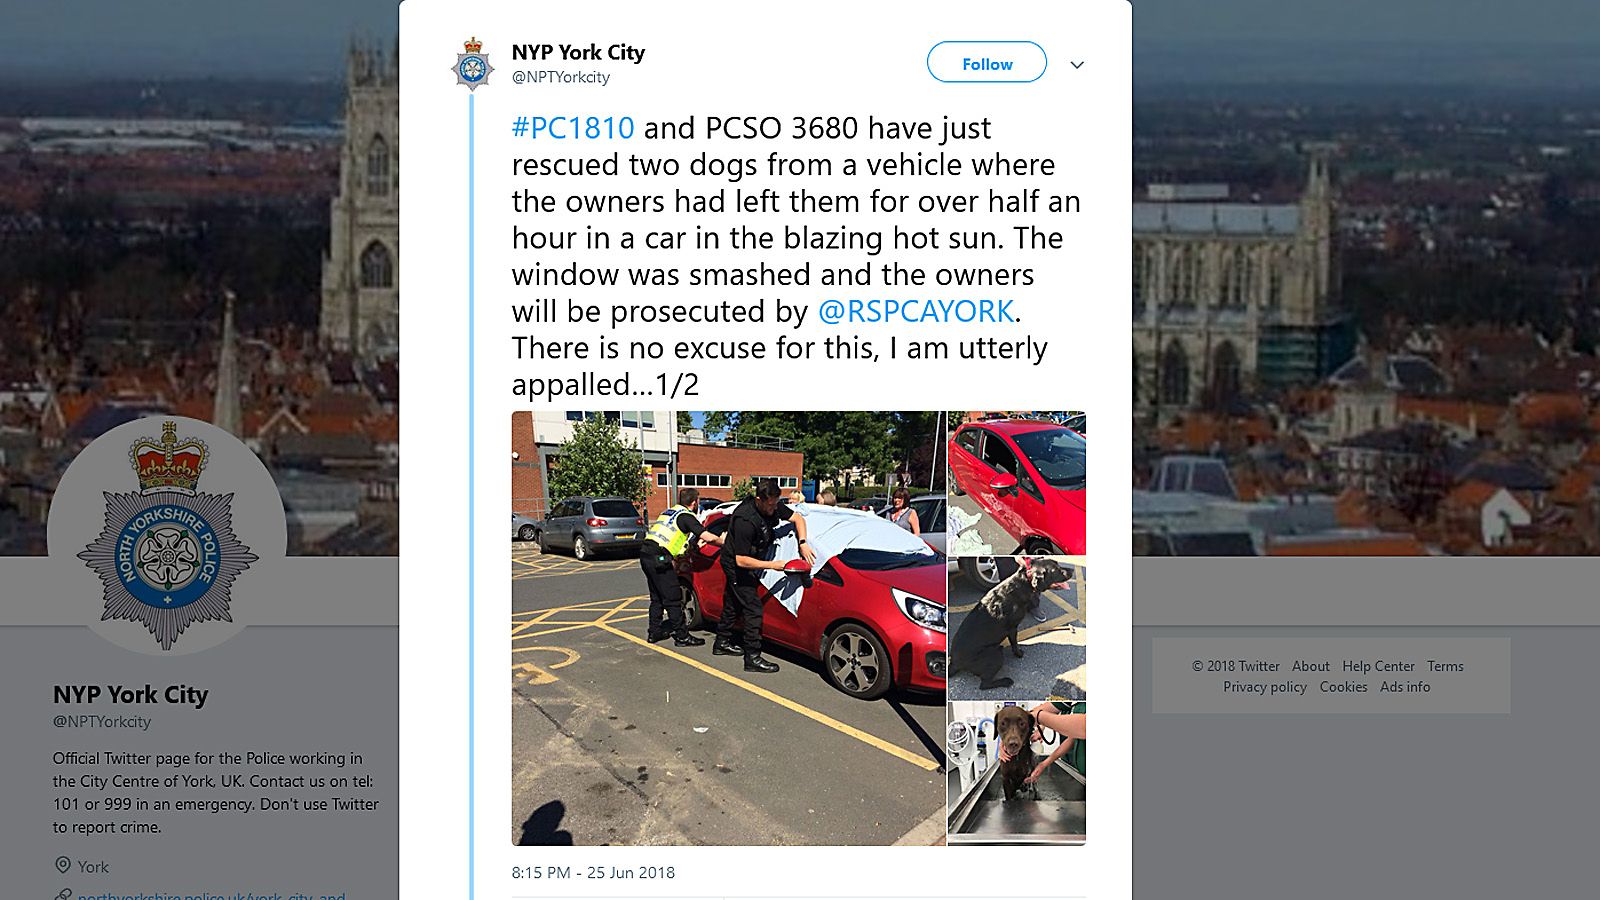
<box><xmin>840</xmin><ymin>556</ymin><xmax>946</xmax><ymax>601</ymax></box>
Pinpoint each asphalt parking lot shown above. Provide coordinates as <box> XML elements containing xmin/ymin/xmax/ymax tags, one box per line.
<box><xmin>947</xmin><ymin>572</ymin><xmax>1087</xmax><ymax>701</ymax></box>
<box><xmin>510</xmin><ymin>542</ymin><xmax>947</xmax><ymax>846</ymax></box>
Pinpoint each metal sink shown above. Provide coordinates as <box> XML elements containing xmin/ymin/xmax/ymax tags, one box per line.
<box><xmin>948</xmin><ymin>759</ymin><xmax>1086</xmax><ymax>844</ymax></box>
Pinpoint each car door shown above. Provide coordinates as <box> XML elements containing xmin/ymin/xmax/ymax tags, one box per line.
<box><xmin>950</xmin><ymin>425</ymin><xmax>986</xmax><ymax>496</ymax></box>
<box><xmin>911</xmin><ymin>496</ymin><xmax>946</xmax><ymax>553</ymax></box>
<box><xmin>1013</xmin><ymin>427</ymin><xmax>1087</xmax><ymax>553</ymax></box>
<box><xmin>975</xmin><ymin>432</ymin><xmax>1048</xmax><ymax>546</ymax></box>
<box><xmin>1009</xmin><ymin>451</ymin><xmax>1061</xmax><ymax>550</ymax></box>
<box><xmin>546</xmin><ymin>500</ymin><xmax>578</xmax><ymax>548</ymax></box>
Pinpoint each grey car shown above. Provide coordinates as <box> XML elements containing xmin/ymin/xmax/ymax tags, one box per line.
<box><xmin>534</xmin><ymin>496</ymin><xmax>646</xmax><ymax>560</ymax></box>
<box><xmin>512</xmin><ymin>513</ymin><xmax>540</xmax><ymax>542</ymax></box>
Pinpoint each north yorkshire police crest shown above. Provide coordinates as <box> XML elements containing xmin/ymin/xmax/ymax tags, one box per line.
<box><xmin>452</xmin><ymin>36</ymin><xmax>493</xmax><ymax>90</ymax></box>
<box><xmin>78</xmin><ymin>421</ymin><xmax>257</xmax><ymax>650</ymax></box>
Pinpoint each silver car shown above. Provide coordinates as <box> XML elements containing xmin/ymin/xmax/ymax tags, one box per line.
<box><xmin>512</xmin><ymin>513</ymin><xmax>540</xmax><ymax>542</ymax></box>
<box><xmin>534</xmin><ymin>496</ymin><xmax>646</xmax><ymax>560</ymax></box>
<box><xmin>884</xmin><ymin>493</ymin><xmax>947</xmax><ymax>555</ymax></box>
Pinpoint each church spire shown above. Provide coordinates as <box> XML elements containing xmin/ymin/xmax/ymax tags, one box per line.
<box><xmin>213</xmin><ymin>289</ymin><xmax>242</xmax><ymax>437</ymax></box>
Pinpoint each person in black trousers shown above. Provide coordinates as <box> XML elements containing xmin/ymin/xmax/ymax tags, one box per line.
<box><xmin>713</xmin><ymin>479</ymin><xmax>815</xmax><ymax>672</ymax></box>
<box><xmin>640</xmin><ymin>487</ymin><xmax>722</xmax><ymax>646</ymax></box>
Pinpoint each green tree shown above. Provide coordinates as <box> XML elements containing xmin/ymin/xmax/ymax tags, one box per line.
<box><xmin>676</xmin><ymin>411</ymin><xmax>694</xmax><ymax>433</ymax></box>
<box><xmin>546</xmin><ymin>414</ymin><xmax>650</xmax><ymax>505</ymax></box>
<box><xmin>732</xmin><ymin>477</ymin><xmax>754</xmax><ymax>500</ymax></box>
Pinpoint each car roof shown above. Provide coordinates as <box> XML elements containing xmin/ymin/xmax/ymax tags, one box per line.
<box><xmin>963</xmin><ymin>419</ymin><xmax>1063</xmax><ymax>435</ymax></box>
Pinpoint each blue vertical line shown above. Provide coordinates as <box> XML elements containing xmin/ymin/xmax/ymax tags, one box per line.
<box><xmin>467</xmin><ymin>91</ymin><xmax>477</xmax><ymax>900</ymax></box>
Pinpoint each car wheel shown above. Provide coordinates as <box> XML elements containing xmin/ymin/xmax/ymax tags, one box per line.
<box><xmin>960</xmin><ymin>556</ymin><xmax>1016</xmax><ymax>591</ymax></box>
<box><xmin>535</xmin><ymin>530</ymin><xmax>549</xmax><ymax>553</ymax></box>
<box><xmin>1024</xmin><ymin>538</ymin><xmax>1058</xmax><ymax>555</ymax></box>
<box><xmin>682</xmin><ymin>585</ymin><xmax>704</xmax><ymax>630</ymax></box>
<box><xmin>517</xmin><ymin>524</ymin><xmax>536</xmax><ymax>542</ymax></box>
<box><xmin>823</xmin><ymin>624</ymin><xmax>892</xmax><ymax>699</ymax></box>
<box><xmin>573</xmin><ymin>535</ymin><xmax>592</xmax><ymax>561</ymax></box>
<box><xmin>951</xmin><ymin>479</ymin><xmax>966</xmax><ymax>497</ymax></box>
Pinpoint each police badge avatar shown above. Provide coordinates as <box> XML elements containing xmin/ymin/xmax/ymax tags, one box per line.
<box><xmin>78</xmin><ymin>422</ymin><xmax>257</xmax><ymax>650</ymax></box>
<box><xmin>453</xmin><ymin>36</ymin><xmax>493</xmax><ymax>90</ymax></box>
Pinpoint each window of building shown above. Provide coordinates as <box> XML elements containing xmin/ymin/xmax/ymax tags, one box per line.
<box><xmin>1267</xmin><ymin>250</ymin><xmax>1284</xmax><ymax>308</ymax></box>
<box><xmin>752</xmin><ymin>475</ymin><xmax>799</xmax><ymax>489</ymax></box>
<box><xmin>1133</xmin><ymin>242</ymin><xmax>1146</xmax><ymax>315</ymax></box>
<box><xmin>1222</xmin><ymin>246</ymin><xmax>1247</xmax><ymax>309</ymax></box>
<box><xmin>1161</xmin><ymin>340</ymin><xmax>1190</xmax><ymax>407</ymax></box>
<box><xmin>1208</xmin><ymin>341</ymin><xmax>1241</xmax><ymax>409</ymax></box>
<box><xmin>366</xmin><ymin>135</ymin><xmax>390</xmax><ymax>196</ymax></box>
<box><xmin>657</xmin><ymin>473</ymin><xmax>733</xmax><ymax>488</ymax></box>
<box><xmin>619</xmin><ymin>411</ymin><xmax>657</xmax><ymax>429</ymax></box>
<box><xmin>360</xmin><ymin>241</ymin><xmax>393</xmax><ymax>288</ymax></box>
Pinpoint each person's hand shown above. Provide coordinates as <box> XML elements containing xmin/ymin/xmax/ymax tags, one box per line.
<box><xmin>705</xmin><ymin>533</ymin><xmax>724</xmax><ymax>546</ymax></box>
<box><xmin>1024</xmin><ymin>762</ymin><xmax>1047</xmax><ymax>785</ymax></box>
<box><xmin>997</xmin><ymin>742</ymin><xmax>1015</xmax><ymax>762</ymax></box>
<box><xmin>1030</xmin><ymin>702</ymin><xmax>1054</xmax><ymax>718</ymax></box>
<box><xmin>799</xmin><ymin>543</ymin><xmax>817</xmax><ymax>566</ymax></box>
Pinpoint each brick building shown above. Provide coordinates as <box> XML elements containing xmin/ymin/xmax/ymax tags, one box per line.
<box><xmin>511</xmin><ymin>411</ymin><xmax>802</xmax><ymax>520</ymax></box>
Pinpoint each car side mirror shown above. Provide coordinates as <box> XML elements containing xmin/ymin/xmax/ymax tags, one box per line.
<box><xmin>989</xmin><ymin>472</ymin><xmax>1019</xmax><ymax>494</ymax></box>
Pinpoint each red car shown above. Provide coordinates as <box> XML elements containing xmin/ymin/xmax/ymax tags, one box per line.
<box><xmin>949</xmin><ymin>419</ymin><xmax>1087</xmax><ymax>554</ymax></box>
<box><xmin>683</xmin><ymin>516</ymin><xmax>946</xmax><ymax>699</ymax></box>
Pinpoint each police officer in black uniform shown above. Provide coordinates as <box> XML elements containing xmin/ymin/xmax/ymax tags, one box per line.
<box><xmin>712</xmin><ymin>478</ymin><xmax>815</xmax><ymax>673</ymax></box>
<box><xmin>641</xmin><ymin>487</ymin><xmax>722</xmax><ymax>646</ymax></box>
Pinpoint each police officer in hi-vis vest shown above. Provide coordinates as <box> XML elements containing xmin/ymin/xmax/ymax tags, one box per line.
<box><xmin>641</xmin><ymin>488</ymin><xmax>723</xmax><ymax>646</ymax></box>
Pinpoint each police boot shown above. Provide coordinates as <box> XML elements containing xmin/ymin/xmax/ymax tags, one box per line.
<box><xmin>712</xmin><ymin>635</ymin><xmax>743</xmax><ymax>656</ymax></box>
<box><xmin>673</xmin><ymin>632</ymin><xmax>705</xmax><ymax>647</ymax></box>
<box><xmin>743</xmin><ymin>653</ymin><xmax>779</xmax><ymax>674</ymax></box>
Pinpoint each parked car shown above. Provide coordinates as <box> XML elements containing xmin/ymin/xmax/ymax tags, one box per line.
<box><xmin>683</xmin><ymin>512</ymin><xmax>946</xmax><ymax>699</ymax></box>
<box><xmin>697</xmin><ymin>500</ymin><xmax>742</xmax><ymax>523</ymax></box>
<box><xmin>955</xmin><ymin>555</ymin><xmax>1019</xmax><ymax>591</ymax></box>
<box><xmin>533</xmin><ymin>497</ymin><xmax>646</xmax><ymax>560</ymax></box>
<box><xmin>851</xmin><ymin>495</ymin><xmax>891</xmax><ymax>513</ymax></box>
<box><xmin>512</xmin><ymin>513</ymin><xmax>540</xmax><ymax>542</ymax></box>
<box><xmin>883</xmin><ymin>493</ymin><xmax>947</xmax><ymax>555</ymax></box>
<box><xmin>948</xmin><ymin>419</ymin><xmax>1087</xmax><ymax>554</ymax></box>
<box><xmin>695</xmin><ymin>497</ymin><xmax>727</xmax><ymax>513</ymax></box>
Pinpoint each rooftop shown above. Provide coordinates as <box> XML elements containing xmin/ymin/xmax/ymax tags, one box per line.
<box><xmin>1133</xmin><ymin>202</ymin><xmax>1300</xmax><ymax>236</ymax></box>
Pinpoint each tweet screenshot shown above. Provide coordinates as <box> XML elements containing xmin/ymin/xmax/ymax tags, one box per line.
<box><xmin>399</xmin><ymin>0</ymin><xmax>1129</xmax><ymax>896</ymax></box>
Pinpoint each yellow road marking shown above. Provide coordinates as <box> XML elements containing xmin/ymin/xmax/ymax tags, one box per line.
<box><xmin>513</xmin><ymin>595</ymin><xmax>649</xmax><ymax>619</ymax></box>
<box><xmin>513</xmin><ymin>613</ymin><xmax>652</xmax><ymax>640</ymax></box>
<box><xmin>512</xmin><ymin>646</ymin><xmax>580</xmax><ymax>685</ymax></box>
<box><xmin>595</xmin><ymin>622</ymin><xmax>939</xmax><ymax>772</ymax></box>
<box><xmin>512</xmin><ymin>597</ymin><xmax>651</xmax><ymax>639</ymax></box>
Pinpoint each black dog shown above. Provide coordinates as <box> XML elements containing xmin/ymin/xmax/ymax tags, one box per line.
<box><xmin>993</xmin><ymin>705</ymin><xmax>1037</xmax><ymax>801</ymax></box>
<box><xmin>950</xmin><ymin>558</ymin><xmax>1068</xmax><ymax>690</ymax></box>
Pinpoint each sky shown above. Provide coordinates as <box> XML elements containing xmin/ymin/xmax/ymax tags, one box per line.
<box><xmin>0</xmin><ymin>0</ymin><xmax>397</xmax><ymax>78</ymax></box>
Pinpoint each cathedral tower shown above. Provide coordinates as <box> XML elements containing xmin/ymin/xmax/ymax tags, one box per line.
<box><xmin>320</xmin><ymin>40</ymin><xmax>399</xmax><ymax>356</ymax></box>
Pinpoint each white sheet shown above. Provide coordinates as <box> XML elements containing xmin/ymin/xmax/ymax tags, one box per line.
<box><xmin>755</xmin><ymin>503</ymin><xmax>936</xmax><ymax>615</ymax></box>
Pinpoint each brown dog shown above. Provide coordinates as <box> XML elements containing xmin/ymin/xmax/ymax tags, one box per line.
<box><xmin>993</xmin><ymin>705</ymin><xmax>1037</xmax><ymax>800</ymax></box>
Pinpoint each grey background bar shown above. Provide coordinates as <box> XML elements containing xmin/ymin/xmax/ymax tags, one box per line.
<box><xmin>0</xmin><ymin>558</ymin><xmax>398</xmax><ymax>626</ymax></box>
<box><xmin>1135</xmin><ymin>558</ymin><xmax>1600</xmax><ymax>626</ymax></box>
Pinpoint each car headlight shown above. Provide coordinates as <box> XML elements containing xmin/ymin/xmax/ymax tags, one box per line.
<box><xmin>892</xmin><ymin>587</ymin><xmax>946</xmax><ymax>633</ymax></box>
